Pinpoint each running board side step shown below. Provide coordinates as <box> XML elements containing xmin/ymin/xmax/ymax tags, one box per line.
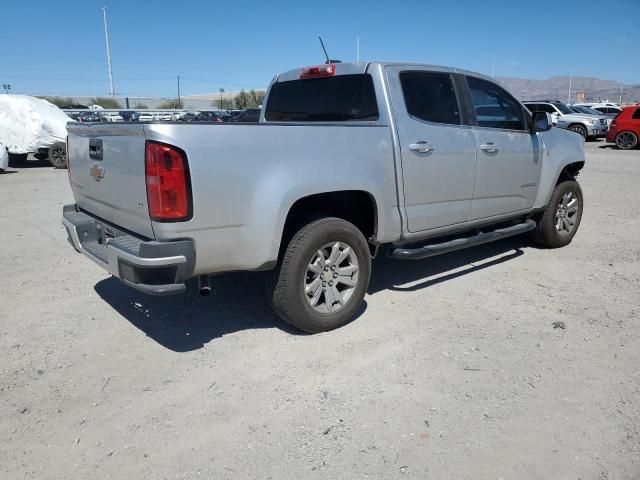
<box><xmin>388</xmin><ymin>220</ymin><xmax>536</xmax><ymax>260</ymax></box>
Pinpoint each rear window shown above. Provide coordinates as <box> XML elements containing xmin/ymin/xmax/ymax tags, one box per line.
<box><xmin>265</xmin><ymin>74</ymin><xmax>379</xmax><ymax>122</ymax></box>
<box><xmin>632</xmin><ymin>108</ymin><xmax>640</xmax><ymax>120</ymax></box>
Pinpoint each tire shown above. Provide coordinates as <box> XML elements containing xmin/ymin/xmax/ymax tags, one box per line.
<box><xmin>268</xmin><ymin>217</ymin><xmax>371</xmax><ymax>333</ymax></box>
<box><xmin>8</xmin><ymin>153</ymin><xmax>28</xmax><ymax>166</ymax></box>
<box><xmin>615</xmin><ymin>131</ymin><xmax>638</xmax><ymax>150</ymax></box>
<box><xmin>531</xmin><ymin>180</ymin><xmax>583</xmax><ymax>248</ymax></box>
<box><xmin>48</xmin><ymin>142</ymin><xmax>67</xmax><ymax>168</ymax></box>
<box><xmin>568</xmin><ymin>124</ymin><xmax>587</xmax><ymax>139</ymax></box>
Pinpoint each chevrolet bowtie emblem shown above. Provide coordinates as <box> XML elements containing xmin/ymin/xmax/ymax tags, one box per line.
<box><xmin>90</xmin><ymin>165</ymin><xmax>104</xmax><ymax>180</ymax></box>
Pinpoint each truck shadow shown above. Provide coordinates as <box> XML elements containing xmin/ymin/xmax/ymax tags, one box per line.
<box><xmin>94</xmin><ymin>238</ymin><xmax>527</xmax><ymax>352</ymax></box>
<box><xmin>94</xmin><ymin>272</ymin><xmax>308</xmax><ymax>352</ymax></box>
<box><xmin>369</xmin><ymin>238</ymin><xmax>525</xmax><ymax>294</ymax></box>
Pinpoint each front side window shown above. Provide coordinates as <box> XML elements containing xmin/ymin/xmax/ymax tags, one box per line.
<box><xmin>466</xmin><ymin>77</ymin><xmax>526</xmax><ymax>130</ymax></box>
<box><xmin>399</xmin><ymin>71</ymin><xmax>460</xmax><ymax>125</ymax></box>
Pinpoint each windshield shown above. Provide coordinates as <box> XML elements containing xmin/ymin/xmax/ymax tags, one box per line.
<box><xmin>552</xmin><ymin>102</ymin><xmax>574</xmax><ymax>114</ymax></box>
<box><xmin>575</xmin><ymin>106</ymin><xmax>602</xmax><ymax>115</ymax></box>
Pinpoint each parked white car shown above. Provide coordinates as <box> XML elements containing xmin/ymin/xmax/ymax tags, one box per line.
<box><xmin>100</xmin><ymin>112</ymin><xmax>124</xmax><ymax>122</ymax></box>
<box><xmin>138</xmin><ymin>112</ymin><xmax>157</xmax><ymax>122</ymax></box>
<box><xmin>0</xmin><ymin>95</ymin><xmax>72</xmax><ymax>170</ymax></box>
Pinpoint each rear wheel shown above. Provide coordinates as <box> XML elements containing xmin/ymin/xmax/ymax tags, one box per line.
<box><xmin>568</xmin><ymin>124</ymin><xmax>587</xmax><ymax>139</ymax></box>
<box><xmin>48</xmin><ymin>142</ymin><xmax>67</xmax><ymax>168</ymax></box>
<box><xmin>615</xmin><ymin>131</ymin><xmax>638</xmax><ymax>150</ymax></box>
<box><xmin>268</xmin><ymin>217</ymin><xmax>371</xmax><ymax>333</ymax></box>
<box><xmin>532</xmin><ymin>180</ymin><xmax>583</xmax><ymax>248</ymax></box>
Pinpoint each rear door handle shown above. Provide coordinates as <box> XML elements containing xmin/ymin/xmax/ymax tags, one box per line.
<box><xmin>408</xmin><ymin>141</ymin><xmax>433</xmax><ymax>153</ymax></box>
<box><xmin>480</xmin><ymin>143</ymin><xmax>499</xmax><ymax>153</ymax></box>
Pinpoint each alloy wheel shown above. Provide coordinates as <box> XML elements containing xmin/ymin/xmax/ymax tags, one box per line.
<box><xmin>555</xmin><ymin>191</ymin><xmax>579</xmax><ymax>236</ymax></box>
<box><xmin>304</xmin><ymin>241</ymin><xmax>359</xmax><ymax>314</ymax></box>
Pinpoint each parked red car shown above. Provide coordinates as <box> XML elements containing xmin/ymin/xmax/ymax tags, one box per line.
<box><xmin>607</xmin><ymin>106</ymin><xmax>640</xmax><ymax>150</ymax></box>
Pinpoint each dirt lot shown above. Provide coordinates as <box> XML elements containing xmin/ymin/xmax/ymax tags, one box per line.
<box><xmin>1</xmin><ymin>142</ymin><xmax>639</xmax><ymax>480</ymax></box>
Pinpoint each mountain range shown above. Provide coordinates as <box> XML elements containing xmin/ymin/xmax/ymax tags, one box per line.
<box><xmin>496</xmin><ymin>76</ymin><xmax>640</xmax><ymax>104</ymax></box>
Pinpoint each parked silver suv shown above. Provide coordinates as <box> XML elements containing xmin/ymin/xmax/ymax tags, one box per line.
<box><xmin>524</xmin><ymin>101</ymin><xmax>607</xmax><ymax>139</ymax></box>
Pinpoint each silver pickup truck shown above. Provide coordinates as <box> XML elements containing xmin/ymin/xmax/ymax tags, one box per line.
<box><xmin>63</xmin><ymin>62</ymin><xmax>585</xmax><ymax>332</ymax></box>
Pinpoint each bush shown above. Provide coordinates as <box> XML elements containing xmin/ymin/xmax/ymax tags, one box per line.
<box><xmin>37</xmin><ymin>96</ymin><xmax>83</xmax><ymax>108</ymax></box>
<box><xmin>158</xmin><ymin>99</ymin><xmax>183</xmax><ymax>109</ymax></box>
<box><xmin>91</xmin><ymin>97</ymin><xmax>121</xmax><ymax>109</ymax></box>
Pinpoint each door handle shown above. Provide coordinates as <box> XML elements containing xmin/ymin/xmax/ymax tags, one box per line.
<box><xmin>408</xmin><ymin>141</ymin><xmax>433</xmax><ymax>153</ymax></box>
<box><xmin>480</xmin><ymin>143</ymin><xmax>499</xmax><ymax>153</ymax></box>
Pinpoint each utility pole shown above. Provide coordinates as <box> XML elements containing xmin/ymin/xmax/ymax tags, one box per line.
<box><xmin>219</xmin><ymin>88</ymin><xmax>225</xmax><ymax>110</ymax></box>
<box><xmin>102</xmin><ymin>7</ymin><xmax>115</xmax><ymax>98</ymax></box>
<box><xmin>491</xmin><ymin>58</ymin><xmax>495</xmax><ymax>78</ymax></box>
<box><xmin>568</xmin><ymin>71</ymin><xmax>573</xmax><ymax>104</ymax></box>
<box><xmin>177</xmin><ymin>75</ymin><xmax>181</xmax><ymax>105</ymax></box>
<box><xmin>356</xmin><ymin>35</ymin><xmax>360</xmax><ymax>62</ymax></box>
<box><xmin>619</xmin><ymin>82</ymin><xmax>623</xmax><ymax>106</ymax></box>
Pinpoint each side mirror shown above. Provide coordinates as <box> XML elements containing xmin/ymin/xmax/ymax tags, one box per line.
<box><xmin>533</xmin><ymin>112</ymin><xmax>553</xmax><ymax>132</ymax></box>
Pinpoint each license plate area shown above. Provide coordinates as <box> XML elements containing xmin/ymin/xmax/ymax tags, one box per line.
<box><xmin>97</xmin><ymin>224</ymin><xmax>119</xmax><ymax>245</ymax></box>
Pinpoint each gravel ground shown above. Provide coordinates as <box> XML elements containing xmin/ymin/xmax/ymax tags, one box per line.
<box><xmin>1</xmin><ymin>142</ymin><xmax>639</xmax><ymax>480</ymax></box>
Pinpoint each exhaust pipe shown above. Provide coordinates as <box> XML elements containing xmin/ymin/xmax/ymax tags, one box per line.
<box><xmin>198</xmin><ymin>275</ymin><xmax>211</xmax><ymax>296</ymax></box>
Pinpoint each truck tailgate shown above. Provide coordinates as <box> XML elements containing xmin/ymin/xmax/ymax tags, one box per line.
<box><xmin>67</xmin><ymin>123</ymin><xmax>154</xmax><ymax>239</ymax></box>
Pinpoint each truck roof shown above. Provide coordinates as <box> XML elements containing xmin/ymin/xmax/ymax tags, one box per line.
<box><xmin>273</xmin><ymin>61</ymin><xmax>497</xmax><ymax>85</ymax></box>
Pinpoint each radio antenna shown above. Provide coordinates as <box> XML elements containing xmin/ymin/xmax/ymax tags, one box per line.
<box><xmin>318</xmin><ymin>36</ymin><xmax>331</xmax><ymax>64</ymax></box>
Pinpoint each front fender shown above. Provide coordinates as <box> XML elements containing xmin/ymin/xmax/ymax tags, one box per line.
<box><xmin>533</xmin><ymin>127</ymin><xmax>585</xmax><ymax>209</ymax></box>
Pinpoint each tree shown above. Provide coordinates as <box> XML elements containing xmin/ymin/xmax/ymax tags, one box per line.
<box><xmin>231</xmin><ymin>89</ymin><xmax>266</xmax><ymax>109</ymax></box>
<box><xmin>248</xmin><ymin>89</ymin><xmax>265</xmax><ymax>108</ymax></box>
<box><xmin>91</xmin><ymin>97</ymin><xmax>121</xmax><ymax>109</ymax></box>
<box><xmin>133</xmin><ymin>102</ymin><xmax>148</xmax><ymax>109</ymax></box>
<box><xmin>158</xmin><ymin>98</ymin><xmax>183</xmax><ymax>109</ymax></box>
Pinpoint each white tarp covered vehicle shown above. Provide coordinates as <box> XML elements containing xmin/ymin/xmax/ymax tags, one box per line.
<box><xmin>0</xmin><ymin>95</ymin><xmax>72</xmax><ymax>171</ymax></box>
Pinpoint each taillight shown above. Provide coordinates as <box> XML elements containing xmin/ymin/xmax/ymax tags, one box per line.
<box><xmin>300</xmin><ymin>64</ymin><xmax>336</xmax><ymax>79</ymax></box>
<box><xmin>145</xmin><ymin>141</ymin><xmax>191</xmax><ymax>221</ymax></box>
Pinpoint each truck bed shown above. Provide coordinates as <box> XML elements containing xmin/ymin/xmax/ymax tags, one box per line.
<box><xmin>66</xmin><ymin>122</ymin><xmax>400</xmax><ymax>274</ymax></box>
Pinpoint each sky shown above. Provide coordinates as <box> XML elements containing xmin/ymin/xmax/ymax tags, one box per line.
<box><xmin>1</xmin><ymin>0</ymin><xmax>638</xmax><ymax>98</ymax></box>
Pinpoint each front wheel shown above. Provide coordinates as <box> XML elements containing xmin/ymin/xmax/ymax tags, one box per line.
<box><xmin>615</xmin><ymin>131</ymin><xmax>638</xmax><ymax>150</ymax></box>
<box><xmin>268</xmin><ymin>217</ymin><xmax>371</xmax><ymax>333</ymax></box>
<box><xmin>531</xmin><ymin>180</ymin><xmax>583</xmax><ymax>248</ymax></box>
<box><xmin>568</xmin><ymin>124</ymin><xmax>587</xmax><ymax>139</ymax></box>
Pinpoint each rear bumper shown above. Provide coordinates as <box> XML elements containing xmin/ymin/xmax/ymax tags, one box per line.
<box><xmin>62</xmin><ymin>204</ymin><xmax>195</xmax><ymax>295</ymax></box>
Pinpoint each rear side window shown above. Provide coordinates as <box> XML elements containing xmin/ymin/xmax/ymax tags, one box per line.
<box><xmin>265</xmin><ymin>74</ymin><xmax>378</xmax><ymax>122</ymax></box>
<box><xmin>399</xmin><ymin>71</ymin><xmax>460</xmax><ymax>125</ymax></box>
<box><xmin>539</xmin><ymin>104</ymin><xmax>557</xmax><ymax>114</ymax></box>
<box><xmin>631</xmin><ymin>109</ymin><xmax>640</xmax><ymax>120</ymax></box>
